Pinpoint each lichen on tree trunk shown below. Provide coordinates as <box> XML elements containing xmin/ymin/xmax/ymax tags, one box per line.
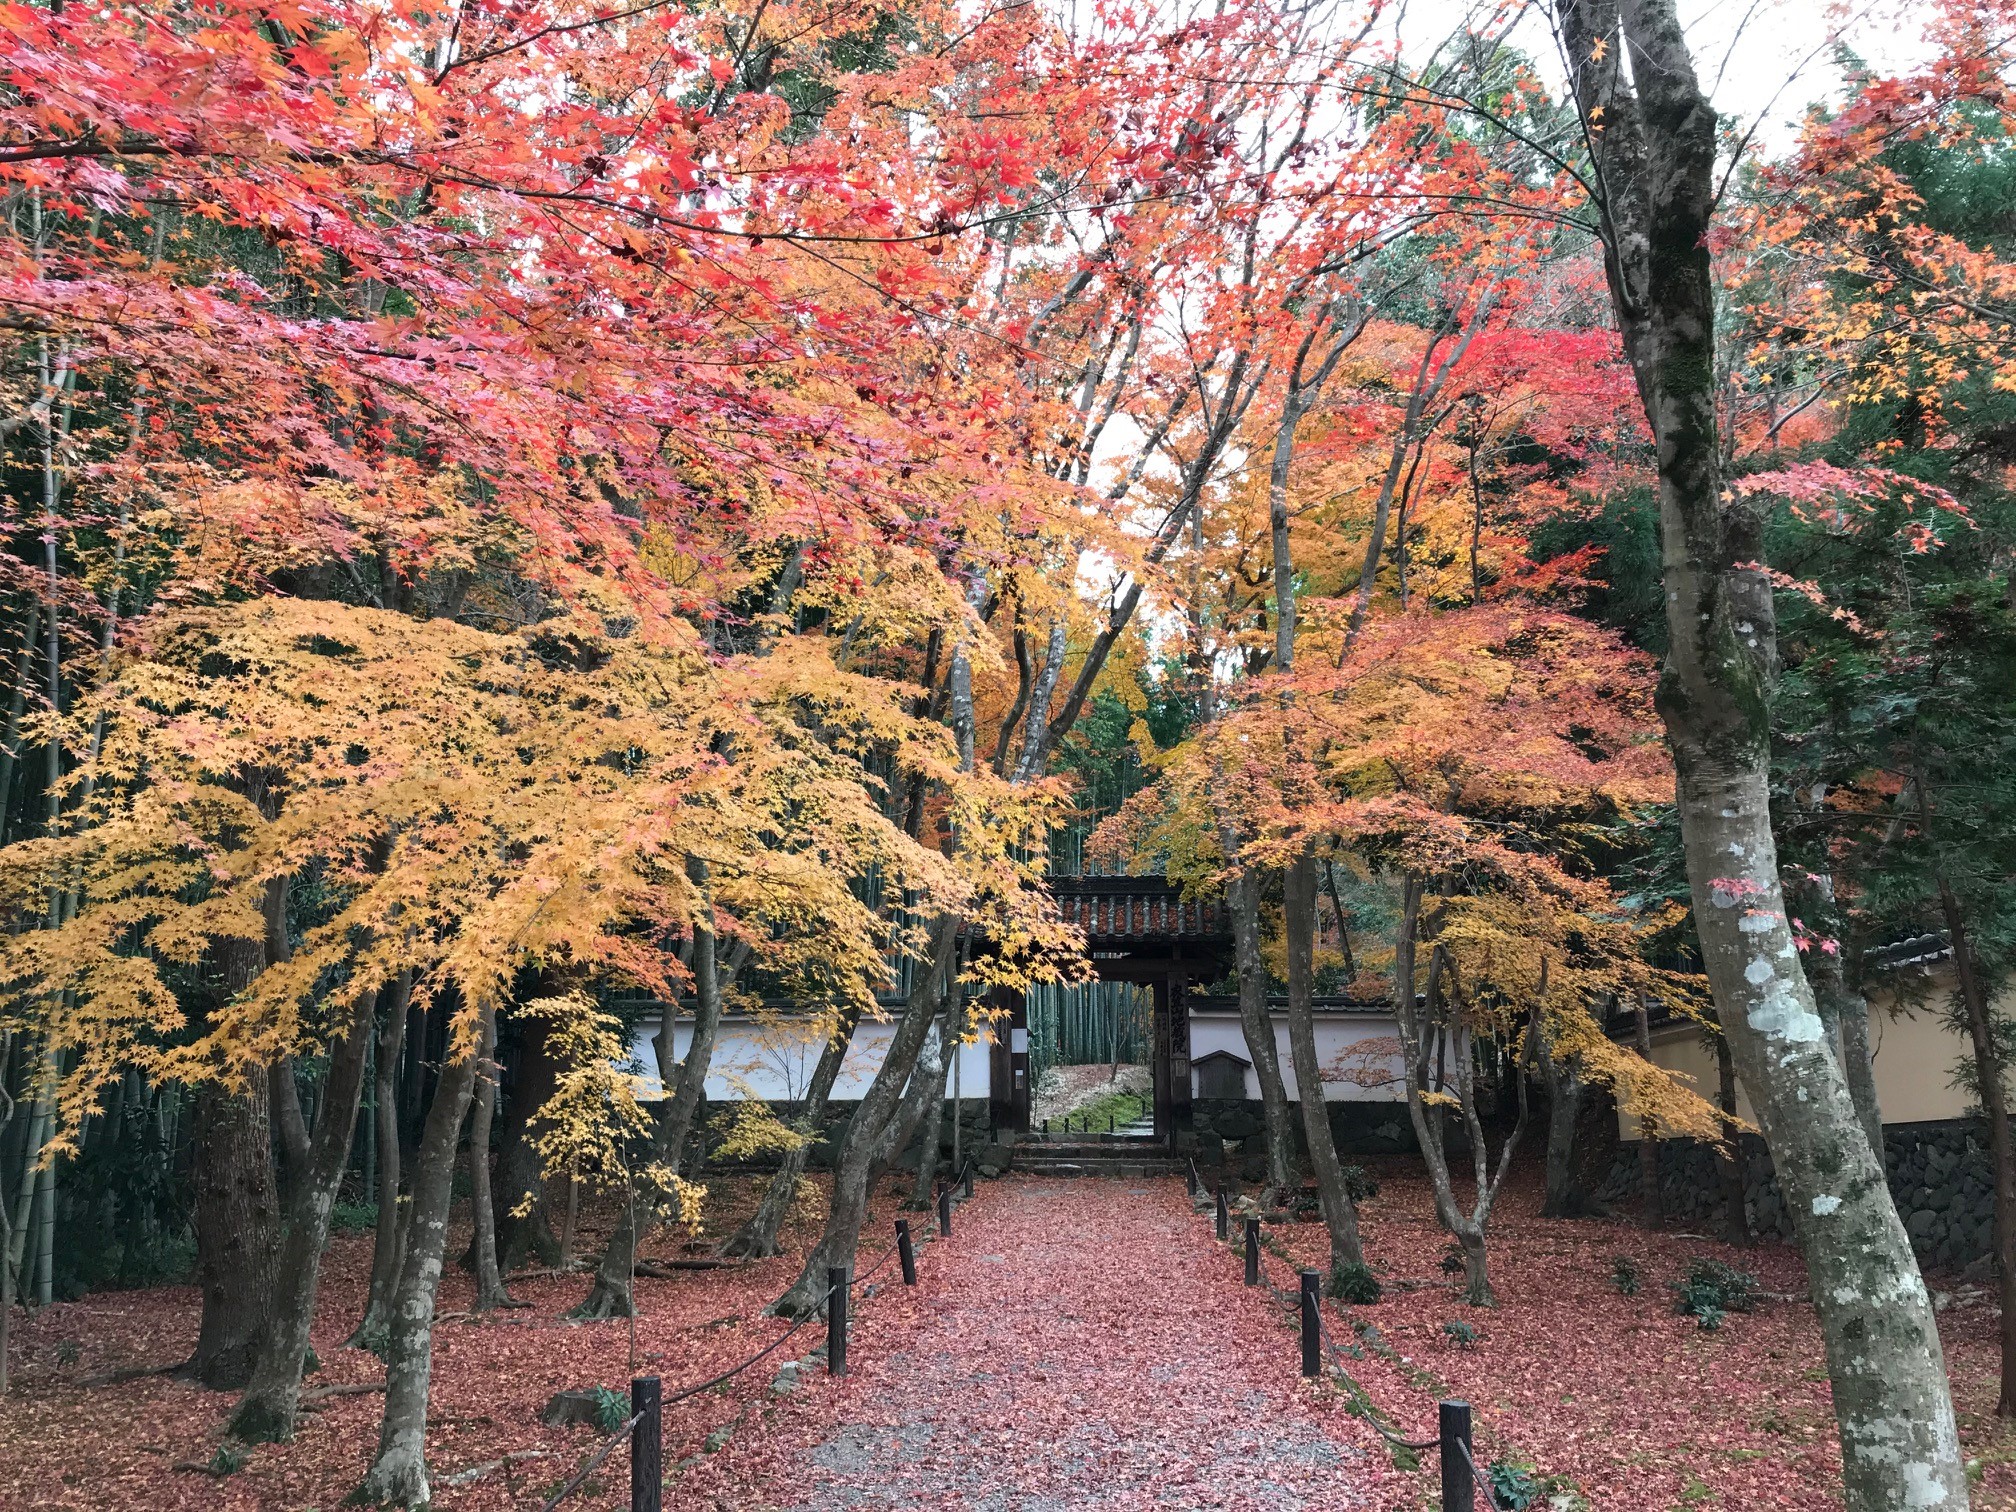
<box><xmin>352</xmin><ymin>997</ymin><xmax>486</xmax><ymax>1508</ymax></box>
<box><xmin>1550</xmin><ymin>0</ymin><xmax>1969</xmax><ymax>1497</ymax></box>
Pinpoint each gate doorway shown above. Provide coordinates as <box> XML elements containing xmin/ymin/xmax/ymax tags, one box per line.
<box><xmin>989</xmin><ymin>877</ymin><xmax>1233</xmax><ymax>1147</ymax></box>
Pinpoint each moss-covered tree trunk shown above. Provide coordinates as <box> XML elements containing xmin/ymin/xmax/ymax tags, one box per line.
<box><xmin>1554</xmin><ymin>1</ymin><xmax>1966</xmax><ymax>1498</ymax></box>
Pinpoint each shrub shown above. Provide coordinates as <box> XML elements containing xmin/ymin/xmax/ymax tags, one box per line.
<box><xmin>1341</xmin><ymin>1165</ymin><xmax>1380</xmax><ymax>1202</ymax></box>
<box><xmin>590</xmin><ymin>1385</ymin><xmax>630</xmax><ymax>1434</ymax></box>
<box><xmin>1672</xmin><ymin>1258</ymin><xmax>1757</xmax><ymax>1323</ymax></box>
<box><xmin>1330</xmin><ymin>1260</ymin><xmax>1382</xmax><ymax>1305</ymax></box>
<box><xmin>1610</xmin><ymin>1255</ymin><xmax>1640</xmax><ymax>1297</ymax></box>
<box><xmin>330</xmin><ymin>1201</ymin><xmax>379</xmax><ymax>1235</ymax></box>
<box><xmin>1440</xmin><ymin>1242</ymin><xmax>1467</xmax><ymax>1276</ymax></box>
<box><xmin>1442</xmin><ymin>1319</ymin><xmax>1479</xmax><ymax>1348</ymax></box>
<box><xmin>1488</xmin><ymin>1457</ymin><xmax>1544</xmax><ymax>1510</ymax></box>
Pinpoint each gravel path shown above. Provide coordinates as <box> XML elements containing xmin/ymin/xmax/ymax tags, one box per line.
<box><xmin>691</xmin><ymin>1176</ymin><xmax>1395</xmax><ymax>1511</ymax></box>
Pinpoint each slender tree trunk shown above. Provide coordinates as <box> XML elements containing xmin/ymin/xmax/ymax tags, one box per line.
<box><xmin>1227</xmin><ymin>869</ymin><xmax>1296</xmax><ymax>1200</ymax></box>
<box><xmin>467</xmin><ymin>1010</ymin><xmax>511</xmax><ymax>1312</ymax></box>
<box><xmin>230</xmin><ymin>987</ymin><xmax>380</xmax><ymax>1442</ymax></box>
<box><xmin>771</xmin><ymin>918</ymin><xmax>956</xmax><ymax>1318</ymax></box>
<box><xmin>1713</xmin><ymin>1021</ymin><xmax>1752</xmax><ymax>1246</ymax></box>
<box><xmin>574</xmin><ymin>894</ymin><xmax>738</xmax><ymax>1318</ymax></box>
<box><xmin>1938</xmin><ymin>885</ymin><xmax>2016</xmax><ymax>1417</ymax></box>
<box><xmin>1282</xmin><ymin>852</ymin><xmax>1363</xmax><ymax>1272</ymax></box>
<box><xmin>722</xmin><ymin>1006</ymin><xmax>864</xmax><ymax>1261</ymax></box>
<box><xmin>1633</xmin><ymin>995</ymin><xmax>1663</xmax><ymax>1228</ymax></box>
<box><xmin>352</xmin><ymin>972</ymin><xmax>411</xmax><ymax>1346</ymax></box>
<box><xmin>1554</xmin><ymin>2</ymin><xmax>1968</xmax><ymax>1498</ymax></box>
<box><xmin>908</xmin><ymin>1006</ymin><xmax>955</xmax><ymax>1207</ymax></box>
<box><xmin>353</xmin><ymin>1000</ymin><xmax>487</xmax><ymax>1508</ymax></box>
<box><xmin>1532</xmin><ymin>1021</ymin><xmax>1589</xmax><ymax>1218</ymax></box>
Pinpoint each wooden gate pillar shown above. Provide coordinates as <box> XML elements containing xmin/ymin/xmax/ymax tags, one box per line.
<box><xmin>989</xmin><ymin>986</ymin><xmax>1029</xmax><ymax>1134</ymax></box>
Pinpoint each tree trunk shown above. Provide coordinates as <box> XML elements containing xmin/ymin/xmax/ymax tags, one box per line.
<box><xmin>1554</xmin><ymin>1</ymin><xmax>1968</xmax><ymax>1498</ymax></box>
<box><xmin>721</xmin><ymin>1006</ymin><xmax>863</xmax><ymax>1260</ymax></box>
<box><xmin>771</xmin><ymin>918</ymin><xmax>957</xmax><ymax>1318</ymax></box>
<box><xmin>229</xmin><ymin>986</ymin><xmax>380</xmax><ymax>1442</ymax></box>
<box><xmin>1713</xmin><ymin>1020</ymin><xmax>1752</xmax><ymax>1245</ymax></box>
<box><xmin>907</xmin><ymin>1008</ymin><xmax>956</xmax><ymax>1207</ymax></box>
<box><xmin>352</xmin><ymin>999</ymin><xmax>486</xmax><ymax>1508</ymax></box>
<box><xmin>1227</xmin><ymin>869</ymin><xmax>1296</xmax><ymax>1199</ymax></box>
<box><xmin>466</xmin><ymin>1010</ymin><xmax>511</xmax><ymax>1313</ymax></box>
<box><xmin>1281</xmin><ymin>852</ymin><xmax>1363</xmax><ymax>1272</ymax></box>
<box><xmin>352</xmin><ymin>972</ymin><xmax>411</xmax><ymax>1347</ymax></box>
<box><xmin>1939</xmin><ymin>884</ymin><xmax>2016</xmax><ymax>1417</ymax></box>
<box><xmin>574</xmin><ymin>894</ymin><xmax>737</xmax><ymax>1319</ymax></box>
<box><xmin>1633</xmin><ymin>996</ymin><xmax>1663</xmax><ymax>1228</ymax></box>
<box><xmin>1532</xmin><ymin>1019</ymin><xmax>1590</xmax><ymax>1218</ymax></box>
<box><xmin>187</xmin><ymin>1079</ymin><xmax>280</xmax><ymax>1390</ymax></box>
<box><xmin>492</xmin><ymin>1004</ymin><xmax>562</xmax><ymax>1274</ymax></box>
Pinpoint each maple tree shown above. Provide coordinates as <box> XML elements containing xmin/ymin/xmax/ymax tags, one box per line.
<box><xmin>0</xmin><ymin>0</ymin><xmax>2012</xmax><ymax>1505</ymax></box>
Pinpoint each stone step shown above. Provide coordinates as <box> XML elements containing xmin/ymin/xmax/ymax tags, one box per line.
<box><xmin>1014</xmin><ymin>1158</ymin><xmax>1188</xmax><ymax>1179</ymax></box>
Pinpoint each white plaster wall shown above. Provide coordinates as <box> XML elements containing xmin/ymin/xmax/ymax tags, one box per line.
<box><xmin>1187</xmin><ymin>1010</ymin><xmax>1409</xmax><ymax>1102</ymax></box>
<box><xmin>632</xmin><ymin>1014</ymin><xmax>994</xmax><ymax>1103</ymax></box>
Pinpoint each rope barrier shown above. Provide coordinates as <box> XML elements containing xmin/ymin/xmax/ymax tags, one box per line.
<box><xmin>536</xmin><ymin>1409</ymin><xmax>647</xmax><ymax>1512</ymax></box>
<box><xmin>543</xmin><ymin>1176</ymin><xmax>987</xmax><ymax>1511</ymax></box>
<box><xmin>1455</xmin><ymin>1434</ymin><xmax>1503</xmax><ymax>1505</ymax></box>
<box><xmin>1194</xmin><ymin>1184</ymin><xmax>1475</xmax><ymax>1477</ymax></box>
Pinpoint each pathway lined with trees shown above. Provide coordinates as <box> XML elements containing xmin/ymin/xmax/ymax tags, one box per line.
<box><xmin>683</xmin><ymin>1176</ymin><xmax>1398</xmax><ymax>1511</ymax></box>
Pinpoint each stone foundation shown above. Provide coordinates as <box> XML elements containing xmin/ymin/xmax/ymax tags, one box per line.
<box><xmin>1188</xmin><ymin>1098</ymin><xmax>1424</xmax><ymax>1156</ymax></box>
<box><xmin>1600</xmin><ymin>1118</ymin><xmax>1994</xmax><ymax>1273</ymax></box>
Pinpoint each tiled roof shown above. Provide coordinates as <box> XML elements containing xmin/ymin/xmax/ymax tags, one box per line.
<box><xmin>1050</xmin><ymin>877</ymin><xmax>1229</xmax><ymax>941</ymax></box>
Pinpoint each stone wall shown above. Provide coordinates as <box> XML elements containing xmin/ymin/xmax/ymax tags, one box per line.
<box><xmin>1188</xmin><ymin>1098</ymin><xmax>1427</xmax><ymax>1160</ymax></box>
<box><xmin>1599</xmin><ymin>1118</ymin><xmax>1994</xmax><ymax>1275</ymax></box>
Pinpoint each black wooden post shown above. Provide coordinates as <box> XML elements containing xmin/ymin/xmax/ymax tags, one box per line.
<box><xmin>1042</xmin><ymin>1117</ymin><xmax>1049</xmax><ymax>1134</ymax></box>
<box><xmin>1244</xmin><ymin>1217</ymin><xmax>1260</xmax><ymax>1286</ymax></box>
<box><xmin>1109</xmin><ymin>1113</ymin><xmax>1115</xmax><ymax>1133</ymax></box>
<box><xmin>826</xmin><ymin>1266</ymin><xmax>850</xmax><ymax>1377</ymax></box>
<box><xmin>895</xmin><ymin>1219</ymin><xmax>917</xmax><ymax>1285</ymax></box>
<box><xmin>1439</xmin><ymin>1399</ymin><xmax>1473</xmax><ymax>1512</ymax></box>
<box><xmin>630</xmin><ymin>1375</ymin><xmax>662</xmax><ymax>1512</ymax></box>
<box><xmin>1299</xmin><ymin>1268</ymin><xmax>1321</xmax><ymax>1378</ymax></box>
<box><xmin>1186</xmin><ymin>1161</ymin><xmax>1198</xmax><ymax>1197</ymax></box>
<box><xmin>938</xmin><ymin>1184</ymin><xmax>953</xmax><ymax>1238</ymax></box>
<box><xmin>1214</xmin><ymin>1186</ymin><xmax>1229</xmax><ymax>1241</ymax></box>
<box><xmin>962</xmin><ymin>1162</ymin><xmax>974</xmax><ymax>1199</ymax></box>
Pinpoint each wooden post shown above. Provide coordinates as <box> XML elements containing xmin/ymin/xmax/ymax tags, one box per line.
<box><xmin>895</xmin><ymin>1219</ymin><xmax>916</xmax><ymax>1286</ymax></box>
<box><xmin>1244</xmin><ymin>1217</ymin><xmax>1260</xmax><ymax>1286</ymax></box>
<box><xmin>1215</xmin><ymin>1186</ymin><xmax>1229</xmax><ymax>1241</ymax></box>
<box><xmin>826</xmin><ymin>1266</ymin><xmax>850</xmax><ymax>1377</ymax></box>
<box><xmin>1439</xmin><ymin>1399</ymin><xmax>1474</xmax><ymax>1512</ymax></box>
<box><xmin>630</xmin><ymin>1376</ymin><xmax>661</xmax><ymax>1512</ymax></box>
<box><xmin>962</xmin><ymin>1162</ymin><xmax>973</xmax><ymax>1199</ymax></box>
<box><xmin>1299</xmin><ymin>1268</ymin><xmax>1321</xmax><ymax>1378</ymax></box>
<box><xmin>937</xmin><ymin>1184</ymin><xmax>953</xmax><ymax>1238</ymax></box>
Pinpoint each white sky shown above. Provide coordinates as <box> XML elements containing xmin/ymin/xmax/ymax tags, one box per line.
<box><xmin>1399</xmin><ymin>0</ymin><xmax>1937</xmax><ymax>154</ymax></box>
